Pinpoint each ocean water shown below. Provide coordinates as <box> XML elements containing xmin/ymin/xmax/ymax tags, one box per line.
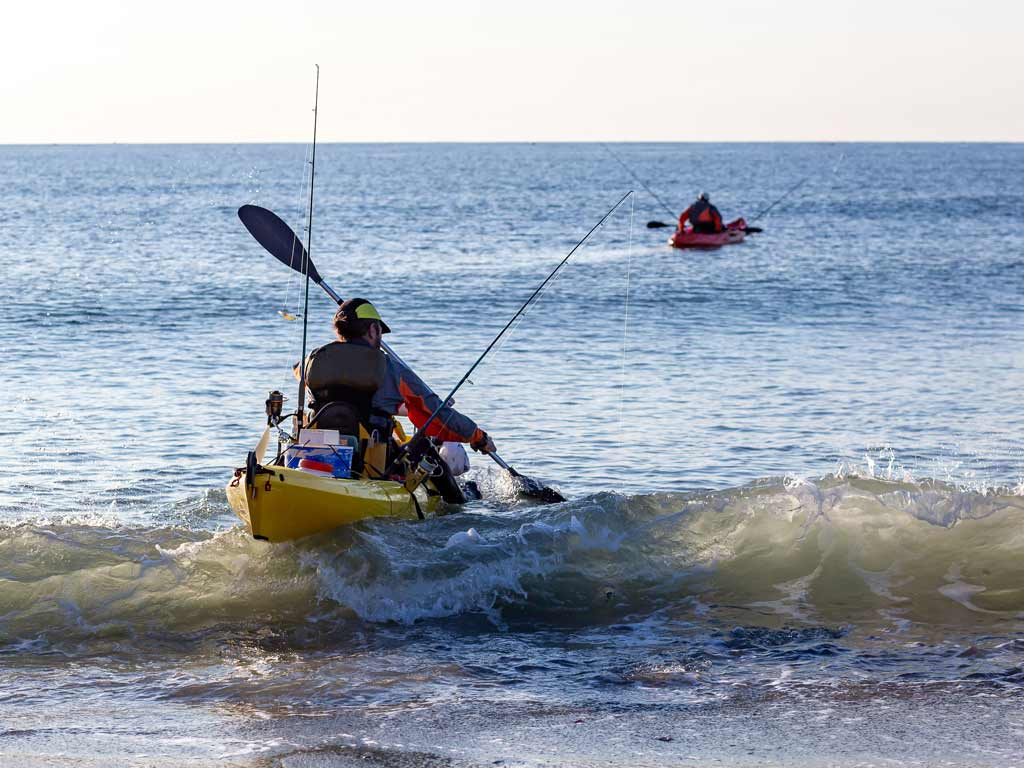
<box><xmin>1</xmin><ymin>142</ymin><xmax>1022</xmax><ymax>767</ymax></box>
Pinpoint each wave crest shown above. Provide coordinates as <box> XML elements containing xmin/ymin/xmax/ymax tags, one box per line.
<box><xmin>1</xmin><ymin>476</ymin><xmax>1022</xmax><ymax>653</ymax></box>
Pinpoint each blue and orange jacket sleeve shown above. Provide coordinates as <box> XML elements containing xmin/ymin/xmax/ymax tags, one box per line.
<box><xmin>678</xmin><ymin>205</ymin><xmax>692</xmax><ymax>229</ymax></box>
<box><xmin>396</xmin><ymin>366</ymin><xmax>485</xmax><ymax>445</ymax></box>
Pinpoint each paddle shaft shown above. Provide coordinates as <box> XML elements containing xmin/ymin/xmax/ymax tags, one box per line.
<box><xmin>488</xmin><ymin>452</ymin><xmax>521</xmax><ymax>476</ymax></box>
<box><xmin>648</xmin><ymin>220</ymin><xmax>762</xmax><ymax>234</ymax></box>
<box><xmin>298</xmin><ymin>270</ymin><xmax>530</xmax><ymax>482</ymax></box>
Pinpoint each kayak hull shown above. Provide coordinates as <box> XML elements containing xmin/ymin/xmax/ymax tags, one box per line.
<box><xmin>226</xmin><ymin>462</ymin><xmax>439</xmax><ymax>543</ymax></box>
<box><xmin>670</xmin><ymin>218</ymin><xmax>747</xmax><ymax>249</ymax></box>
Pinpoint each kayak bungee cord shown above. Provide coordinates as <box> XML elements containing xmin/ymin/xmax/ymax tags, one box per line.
<box><xmin>295</xmin><ymin>64</ymin><xmax>320</xmax><ymax>440</ymax></box>
<box><xmin>392</xmin><ymin>190</ymin><xmax>635</xmax><ymax>473</ymax></box>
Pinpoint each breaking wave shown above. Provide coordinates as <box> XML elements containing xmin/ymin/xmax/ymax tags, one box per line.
<box><xmin>1</xmin><ymin>475</ymin><xmax>1022</xmax><ymax>654</ymax></box>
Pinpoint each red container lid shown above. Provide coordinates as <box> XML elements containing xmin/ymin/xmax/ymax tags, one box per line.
<box><xmin>298</xmin><ymin>458</ymin><xmax>335</xmax><ymax>474</ymax></box>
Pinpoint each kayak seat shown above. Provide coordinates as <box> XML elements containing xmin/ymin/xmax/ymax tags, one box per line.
<box><xmin>308</xmin><ymin>401</ymin><xmax>363</xmax><ymax>436</ymax></box>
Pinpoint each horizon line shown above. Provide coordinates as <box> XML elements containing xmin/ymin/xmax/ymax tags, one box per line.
<box><xmin>1</xmin><ymin>139</ymin><xmax>1021</xmax><ymax>148</ymax></box>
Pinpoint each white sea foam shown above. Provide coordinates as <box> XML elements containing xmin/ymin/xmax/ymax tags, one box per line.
<box><xmin>2</xmin><ymin>476</ymin><xmax>1023</xmax><ymax>641</ymax></box>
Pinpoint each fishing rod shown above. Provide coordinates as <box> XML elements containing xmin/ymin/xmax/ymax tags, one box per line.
<box><xmin>601</xmin><ymin>144</ymin><xmax>764</xmax><ymax>234</ymax></box>
<box><xmin>748</xmin><ymin>174</ymin><xmax>810</xmax><ymax>223</ymax></box>
<box><xmin>600</xmin><ymin>143</ymin><xmax>677</xmax><ymax>222</ymax></box>
<box><xmin>237</xmin><ymin>204</ymin><xmax>569</xmax><ymax>502</ymax></box>
<box><xmin>396</xmin><ymin>190</ymin><xmax>634</xmax><ymax>464</ymax></box>
<box><xmin>295</xmin><ymin>64</ymin><xmax>320</xmax><ymax>439</ymax></box>
<box><xmin>748</xmin><ymin>151</ymin><xmax>846</xmax><ymax>224</ymax></box>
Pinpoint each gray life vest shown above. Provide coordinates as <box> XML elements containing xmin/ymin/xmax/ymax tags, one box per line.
<box><xmin>304</xmin><ymin>341</ymin><xmax>388</xmax><ymax>434</ymax></box>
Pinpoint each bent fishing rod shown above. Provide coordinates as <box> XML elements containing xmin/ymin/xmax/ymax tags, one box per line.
<box><xmin>396</xmin><ymin>190</ymin><xmax>634</xmax><ymax>462</ymax></box>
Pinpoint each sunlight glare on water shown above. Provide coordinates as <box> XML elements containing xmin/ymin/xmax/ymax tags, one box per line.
<box><xmin>1</xmin><ymin>143</ymin><xmax>1022</xmax><ymax>766</ymax></box>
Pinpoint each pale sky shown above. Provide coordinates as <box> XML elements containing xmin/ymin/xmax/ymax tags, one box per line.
<box><xmin>2</xmin><ymin>0</ymin><xmax>1021</xmax><ymax>143</ymax></box>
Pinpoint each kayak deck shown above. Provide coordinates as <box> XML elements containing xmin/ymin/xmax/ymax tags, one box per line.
<box><xmin>670</xmin><ymin>218</ymin><xmax>747</xmax><ymax>249</ymax></box>
<box><xmin>227</xmin><ymin>461</ymin><xmax>439</xmax><ymax>542</ymax></box>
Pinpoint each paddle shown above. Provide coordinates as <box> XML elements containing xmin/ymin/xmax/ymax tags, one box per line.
<box><xmin>237</xmin><ymin>204</ymin><xmax>565</xmax><ymax>503</ymax></box>
<box><xmin>489</xmin><ymin>453</ymin><xmax>565</xmax><ymax>504</ymax></box>
<box><xmin>647</xmin><ymin>219</ymin><xmax>763</xmax><ymax>234</ymax></box>
<box><xmin>239</xmin><ymin>205</ymin><xmax>339</xmax><ymax>300</ymax></box>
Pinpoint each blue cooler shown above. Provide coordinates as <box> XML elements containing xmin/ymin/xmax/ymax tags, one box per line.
<box><xmin>285</xmin><ymin>444</ymin><xmax>354</xmax><ymax>479</ymax></box>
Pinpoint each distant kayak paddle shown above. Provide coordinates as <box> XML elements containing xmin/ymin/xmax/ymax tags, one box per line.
<box><xmin>647</xmin><ymin>219</ymin><xmax>762</xmax><ymax>233</ymax></box>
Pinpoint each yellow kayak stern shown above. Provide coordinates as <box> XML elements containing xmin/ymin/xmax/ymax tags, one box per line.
<box><xmin>226</xmin><ymin>428</ymin><xmax>439</xmax><ymax>542</ymax></box>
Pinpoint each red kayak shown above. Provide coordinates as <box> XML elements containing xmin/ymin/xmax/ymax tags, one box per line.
<box><xmin>669</xmin><ymin>218</ymin><xmax>748</xmax><ymax>249</ymax></box>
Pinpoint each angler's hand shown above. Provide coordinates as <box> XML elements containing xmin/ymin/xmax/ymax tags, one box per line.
<box><xmin>471</xmin><ymin>431</ymin><xmax>495</xmax><ymax>454</ymax></box>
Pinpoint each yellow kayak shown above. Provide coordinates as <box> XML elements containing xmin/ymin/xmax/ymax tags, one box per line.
<box><xmin>226</xmin><ymin>428</ymin><xmax>439</xmax><ymax>542</ymax></box>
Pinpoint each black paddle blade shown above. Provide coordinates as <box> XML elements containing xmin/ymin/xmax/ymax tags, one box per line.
<box><xmin>647</xmin><ymin>220</ymin><xmax>673</xmax><ymax>229</ymax></box>
<box><xmin>744</xmin><ymin>226</ymin><xmax>763</xmax><ymax>234</ymax></box>
<box><xmin>508</xmin><ymin>468</ymin><xmax>565</xmax><ymax>503</ymax></box>
<box><xmin>238</xmin><ymin>205</ymin><xmax>322</xmax><ymax>284</ymax></box>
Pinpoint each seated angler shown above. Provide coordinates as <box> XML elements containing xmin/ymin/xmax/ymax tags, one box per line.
<box><xmin>298</xmin><ymin>298</ymin><xmax>495</xmax><ymax>495</ymax></box>
<box><xmin>678</xmin><ymin>192</ymin><xmax>724</xmax><ymax>234</ymax></box>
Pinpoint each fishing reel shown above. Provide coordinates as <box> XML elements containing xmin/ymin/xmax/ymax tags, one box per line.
<box><xmin>403</xmin><ymin>452</ymin><xmax>438</xmax><ymax>493</ymax></box>
<box><xmin>265</xmin><ymin>390</ymin><xmax>286</xmax><ymax>426</ymax></box>
<box><xmin>395</xmin><ymin>436</ymin><xmax>438</xmax><ymax>493</ymax></box>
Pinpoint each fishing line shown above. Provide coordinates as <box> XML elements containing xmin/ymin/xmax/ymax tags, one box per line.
<box><xmin>281</xmin><ymin>142</ymin><xmax>314</xmax><ymax>322</ymax></box>
<box><xmin>295</xmin><ymin>64</ymin><xmax>321</xmax><ymax>432</ymax></box>
<box><xmin>402</xmin><ymin>191</ymin><xmax>634</xmax><ymax>449</ymax></box>
<box><xmin>749</xmin><ymin>149</ymin><xmax>847</xmax><ymax>223</ymax></box>
<box><xmin>279</xmin><ymin>116</ymin><xmax>316</xmax><ymax>396</ymax></box>
<box><xmin>748</xmin><ymin>175</ymin><xmax>811</xmax><ymax>223</ymax></box>
<box><xmin>486</xmin><ymin>195</ymin><xmax>634</xmax><ymax>370</ymax></box>
<box><xmin>600</xmin><ymin>143</ymin><xmax>677</xmax><ymax>221</ymax></box>
<box><xmin>485</xmin><ymin>197</ymin><xmax>634</xmax><ymax>365</ymax></box>
<box><xmin>618</xmin><ymin>193</ymin><xmax>635</xmax><ymax>448</ymax></box>
<box><xmin>437</xmin><ymin>243</ymin><xmax>581</xmax><ymax>443</ymax></box>
<box><xmin>487</xmin><ymin>248</ymin><xmax>578</xmax><ymax>362</ymax></box>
